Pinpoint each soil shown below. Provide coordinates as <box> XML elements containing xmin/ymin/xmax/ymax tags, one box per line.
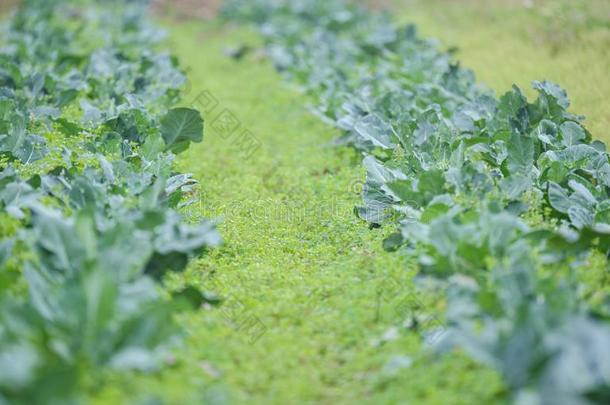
<box><xmin>151</xmin><ymin>0</ymin><xmax>398</xmax><ymax>21</ymax></box>
<box><xmin>151</xmin><ymin>0</ymin><xmax>221</xmax><ymax>20</ymax></box>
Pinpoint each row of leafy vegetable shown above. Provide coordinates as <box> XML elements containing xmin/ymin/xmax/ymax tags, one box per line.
<box><xmin>0</xmin><ymin>0</ymin><xmax>219</xmax><ymax>402</ymax></box>
<box><xmin>222</xmin><ymin>0</ymin><xmax>610</xmax><ymax>403</ymax></box>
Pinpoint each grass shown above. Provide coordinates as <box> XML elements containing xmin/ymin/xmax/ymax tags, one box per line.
<box><xmin>92</xmin><ymin>1</ymin><xmax>608</xmax><ymax>403</ymax></box>
<box><xmin>0</xmin><ymin>0</ymin><xmax>607</xmax><ymax>403</ymax></box>
<box><xmin>395</xmin><ymin>0</ymin><xmax>610</xmax><ymax>142</ymax></box>
<box><xmin>92</xmin><ymin>20</ymin><xmax>503</xmax><ymax>405</ymax></box>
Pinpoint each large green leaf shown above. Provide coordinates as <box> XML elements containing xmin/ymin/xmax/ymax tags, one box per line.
<box><xmin>160</xmin><ymin>107</ymin><xmax>204</xmax><ymax>153</ymax></box>
<box><xmin>505</xmin><ymin>132</ymin><xmax>535</xmax><ymax>176</ymax></box>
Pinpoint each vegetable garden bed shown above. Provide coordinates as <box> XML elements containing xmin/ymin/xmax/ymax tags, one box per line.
<box><xmin>1</xmin><ymin>0</ymin><xmax>609</xmax><ymax>404</ymax></box>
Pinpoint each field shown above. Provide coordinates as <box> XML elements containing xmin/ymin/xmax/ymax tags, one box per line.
<box><xmin>1</xmin><ymin>1</ymin><xmax>609</xmax><ymax>404</ymax></box>
<box><xmin>395</xmin><ymin>0</ymin><xmax>610</xmax><ymax>141</ymax></box>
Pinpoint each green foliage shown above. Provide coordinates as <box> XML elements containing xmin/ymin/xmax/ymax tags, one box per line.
<box><xmin>0</xmin><ymin>1</ymin><xmax>218</xmax><ymax>402</ymax></box>
<box><xmin>223</xmin><ymin>0</ymin><xmax>610</xmax><ymax>402</ymax></box>
<box><xmin>161</xmin><ymin>108</ymin><xmax>205</xmax><ymax>153</ymax></box>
